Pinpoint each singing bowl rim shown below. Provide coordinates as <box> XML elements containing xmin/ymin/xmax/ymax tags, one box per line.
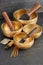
<box><xmin>13</xmin><ymin>32</ymin><xmax>34</xmax><ymax>49</ymax></box>
<box><xmin>23</xmin><ymin>24</ymin><xmax>42</xmax><ymax>39</ymax></box>
<box><xmin>13</xmin><ymin>9</ymin><xmax>38</xmax><ymax>24</ymax></box>
<box><xmin>1</xmin><ymin>21</ymin><xmax>23</xmax><ymax>38</ymax></box>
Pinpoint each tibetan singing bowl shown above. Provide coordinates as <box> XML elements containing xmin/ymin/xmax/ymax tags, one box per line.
<box><xmin>13</xmin><ymin>9</ymin><xmax>38</xmax><ymax>25</ymax></box>
<box><xmin>1</xmin><ymin>21</ymin><xmax>22</xmax><ymax>38</ymax></box>
<box><xmin>23</xmin><ymin>24</ymin><xmax>42</xmax><ymax>39</ymax></box>
<box><xmin>13</xmin><ymin>32</ymin><xmax>34</xmax><ymax>49</ymax></box>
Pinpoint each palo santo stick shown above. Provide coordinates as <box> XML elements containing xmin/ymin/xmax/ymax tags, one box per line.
<box><xmin>10</xmin><ymin>46</ymin><xmax>19</xmax><ymax>57</ymax></box>
<box><xmin>7</xmin><ymin>40</ymin><xmax>14</xmax><ymax>47</ymax></box>
<box><xmin>5</xmin><ymin>40</ymin><xmax>14</xmax><ymax>50</ymax></box>
<box><xmin>10</xmin><ymin>47</ymin><xmax>15</xmax><ymax>57</ymax></box>
<box><xmin>2</xmin><ymin>12</ymin><xmax>14</xmax><ymax>31</ymax></box>
<box><xmin>14</xmin><ymin>46</ymin><xmax>19</xmax><ymax>57</ymax></box>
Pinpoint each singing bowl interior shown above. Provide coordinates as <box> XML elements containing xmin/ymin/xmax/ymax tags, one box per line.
<box><xmin>23</xmin><ymin>24</ymin><xmax>42</xmax><ymax>39</ymax></box>
<box><xmin>13</xmin><ymin>9</ymin><xmax>38</xmax><ymax>25</ymax></box>
<box><xmin>1</xmin><ymin>21</ymin><xmax>22</xmax><ymax>38</ymax></box>
<box><xmin>13</xmin><ymin>32</ymin><xmax>34</xmax><ymax>49</ymax></box>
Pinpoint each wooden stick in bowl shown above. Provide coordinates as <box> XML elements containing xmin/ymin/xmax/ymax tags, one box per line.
<box><xmin>2</xmin><ymin>12</ymin><xmax>14</xmax><ymax>31</ymax></box>
<box><xmin>27</xmin><ymin>3</ymin><xmax>41</xmax><ymax>16</ymax></box>
<box><xmin>20</xmin><ymin>3</ymin><xmax>41</xmax><ymax>20</ymax></box>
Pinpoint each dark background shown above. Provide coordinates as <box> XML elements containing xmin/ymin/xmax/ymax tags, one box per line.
<box><xmin>0</xmin><ymin>0</ymin><xmax>43</xmax><ymax>19</ymax></box>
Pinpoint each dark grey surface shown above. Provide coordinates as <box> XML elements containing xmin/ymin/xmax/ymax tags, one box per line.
<box><xmin>0</xmin><ymin>0</ymin><xmax>35</xmax><ymax>19</ymax></box>
<box><xmin>0</xmin><ymin>12</ymin><xmax>43</xmax><ymax>65</ymax></box>
<box><xmin>0</xmin><ymin>0</ymin><xmax>43</xmax><ymax>19</ymax></box>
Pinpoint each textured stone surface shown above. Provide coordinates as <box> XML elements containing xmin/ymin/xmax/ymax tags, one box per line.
<box><xmin>0</xmin><ymin>0</ymin><xmax>43</xmax><ymax>19</ymax></box>
<box><xmin>0</xmin><ymin>12</ymin><xmax>43</xmax><ymax>65</ymax></box>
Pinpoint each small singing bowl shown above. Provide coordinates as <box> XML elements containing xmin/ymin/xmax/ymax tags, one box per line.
<box><xmin>13</xmin><ymin>32</ymin><xmax>34</xmax><ymax>49</ymax></box>
<box><xmin>13</xmin><ymin>9</ymin><xmax>38</xmax><ymax>25</ymax></box>
<box><xmin>23</xmin><ymin>24</ymin><xmax>42</xmax><ymax>39</ymax></box>
<box><xmin>1</xmin><ymin>21</ymin><xmax>22</xmax><ymax>38</ymax></box>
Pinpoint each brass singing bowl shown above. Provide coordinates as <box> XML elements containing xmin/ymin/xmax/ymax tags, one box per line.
<box><xmin>13</xmin><ymin>32</ymin><xmax>34</xmax><ymax>49</ymax></box>
<box><xmin>1</xmin><ymin>21</ymin><xmax>22</xmax><ymax>38</ymax></box>
<box><xmin>23</xmin><ymin>24</ymin><xmax>42</xmax><ymax>39</ymax></box>
<box><xmin>13</xmin><ymin>9</ymin><xmax>38</xmax><ymax>25</ymax></box>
